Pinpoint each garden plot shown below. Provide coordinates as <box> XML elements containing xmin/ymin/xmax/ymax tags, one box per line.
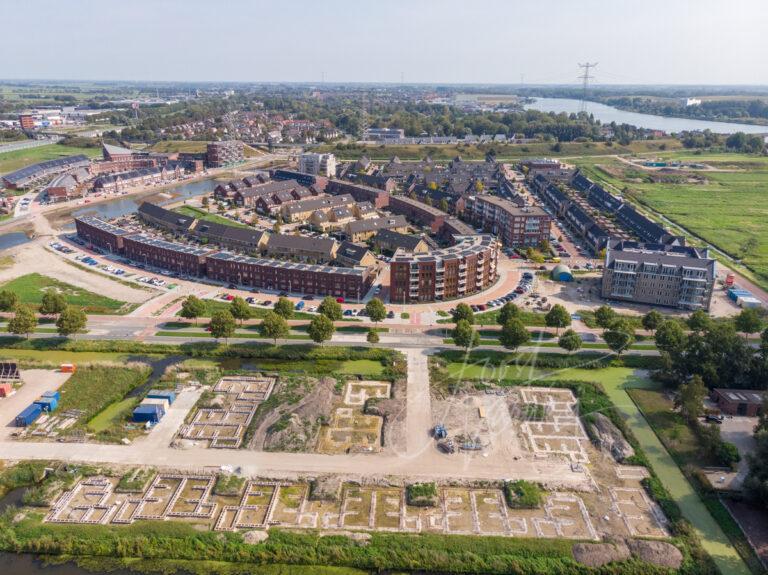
<box><xmin>518</xmin><ymin>387</ymin><xmax>590</xmax><ymax>464</ymax></box>
<box><xmin>178</xmin><ymin>376</ymin><xmax>275</xmax><ymax>449</ymax></box>
<box><xmin>609</xmin><ymin>487</ymin><xmax>669</xmax><ymax>538</ymax></box>
<box><xmin>316</xmin><ymin>381</ymin><xmax>386</xmax><ymax>454</ymax></box>
<box><xmin>343</xmin><ymin>381</ymin><xmax>391</xmax><ymax>406</ymax></box>
<box><xmin>46</xmin><ymin>475</ymin><xmax>617</xmax><ymax>542</ymax></box>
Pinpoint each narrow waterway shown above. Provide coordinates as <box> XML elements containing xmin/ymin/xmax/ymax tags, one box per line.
<box><xmin>0</xmin><ymin>231</ymin><xmax>32</xmax><ymax>251</ymax></box>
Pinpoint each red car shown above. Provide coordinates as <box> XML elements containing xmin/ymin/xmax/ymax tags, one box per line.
<box><xmin>225</xmin><ymin>294</ymin><xmax>234</xmax><ymax>301</ymax></box>
<box><xmin>336</xmin><ymin>297</ymin><xmax>345</xmax><ymax>303</ymax></box>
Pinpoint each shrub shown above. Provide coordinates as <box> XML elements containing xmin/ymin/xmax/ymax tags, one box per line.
<box><xmin>406</xmin><ymin>482</ymin><xmax>438</xmax><ymax>507</ymax></box>
<box><xmin>504</xmin><ymin>480</ymin><xmax>542</xmax><ymax>509</ymax></box>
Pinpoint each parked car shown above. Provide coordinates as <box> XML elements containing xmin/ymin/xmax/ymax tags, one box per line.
<box><xmin>295</xmin><ymin>301</ymin><xmax>305</xmax><ymax>310</ymax></box>
<box><xmin>336</xmin><ymin>297</ymin><xmax>345</xmax><ymax>303</ymax></box>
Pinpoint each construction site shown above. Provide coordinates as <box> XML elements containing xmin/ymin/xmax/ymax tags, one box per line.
<box><xmin>43</xmin><ymin>468</ymin><xmax>667</xmax><ymax>540</ymax></box>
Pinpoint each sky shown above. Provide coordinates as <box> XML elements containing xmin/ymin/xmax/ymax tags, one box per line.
<box><xmin>1</xmin><ymin>0</ymin><xmax>767</xmax><ymax>85</ymax></box>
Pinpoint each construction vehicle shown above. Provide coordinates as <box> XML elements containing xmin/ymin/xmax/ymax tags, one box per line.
<box><xmin>433</xmin><ymin>423</ymin><xmax>447</xmax><ymax>439</ymax></box>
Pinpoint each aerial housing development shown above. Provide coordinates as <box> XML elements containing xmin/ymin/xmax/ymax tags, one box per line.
<box><xmin>0</xmin><ymin>8</ymin><xmax>766</xmax><ymax>574</ymax></box>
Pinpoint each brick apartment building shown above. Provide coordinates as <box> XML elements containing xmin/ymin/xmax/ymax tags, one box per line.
<box><xmin>465</xmin><ymin>195</ymin><xmax>550</xmax><ymax>248</ymax></box>
<box><xmin>75</xmin><ymin>216</ymin><xmax>130</xmax><ymax>253</ymax></box>
<box><xmin>122</xmin><ymin>234</ymin><xmax>211</xmax><ymax>276</ymax></box>
<box><xmin>205</xmin><ymin>252</ymin><xmax>372</xmax><ymax>300</ymax></box>
<box><xmin>389</xmin><ymin>235</ymin><xmax>499</xmax><ymax>303</ymax></box>
<box><xmin>206</xmin><ymin>140</ymin><xmax>244</xmax><ymax>168</ymax></box>
<box><xmin>388</xmin><ymin>195</ymin><xmax>446</xmax><ymax>233</ymax></box>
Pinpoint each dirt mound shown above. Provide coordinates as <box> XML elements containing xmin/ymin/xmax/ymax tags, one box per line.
<box><xmin>252</xmin><ymin>376</ymin><xmax>336</xmax><ymax>451</ymax></box>
<box><xmin>365</xmin><ymin>397</ymin><xmax>406</xmax><ymax>451</ymax></box>
<box><xmin>572</xmin><ymin>541</ymin><xmax>630</xmax><ymax>568</ymax></box>
<box><xmin>310</xmin><ymin>475</ymin><xmax>342</xmax><ymax>501</ymax></box>
<box><xmin>589</xmin><ymin>413</ymin><xmax>634</xmax><ymax>462</ymax></box>
<box><xmin>627</xmin><ymin>539</ymin><xmax>683</xmax><ymax>569</ymax></box>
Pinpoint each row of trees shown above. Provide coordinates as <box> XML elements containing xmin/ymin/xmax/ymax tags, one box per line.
<box><xmin>449</xmin><ymin>302</ymin><xmax>583</xmax><ymax>353</ymax></box>
<box><xmin>181</xmin><ymin>294</ymin><xmax>388</xmax><ymax>346</ymax></box>
<box><xmin>0</xmin><ymin>290</ymin><xmax>87</xmax><ymax>338</ymax></box>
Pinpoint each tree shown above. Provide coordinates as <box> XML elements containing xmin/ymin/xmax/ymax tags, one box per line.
<box><xmin>8</xmin><ymin>304</ymin><xmax>37</xmax><ymax>339</ymax></box>
<box><xmin>201</xmin><ymin>196</ymin><xmax>210</xmax><ymax>210</ymax></box>
<box><xmin>273</xmin><ymin>297</ymin><xmax>295</xmax><ymax>319</ymax></box>
<box><xmin>365</xmin><ymin>297</ymin><xmax>387</xmax><ymax>324</ymax></box>
<box><xmin>39</xmin><ymin>291</ymin><xmax>67</xmax><ymax>317</ymax></box>
<box><xmin>366</xmin><ymin>328</ymin><xmax>380</xmax><ymax>344</ymax></box>
<box><xmin>452</xmin><ymin>319</ymin><xmax>479</xmax><ymax>350</ymax></box>
<box><xmin>499</xmin><ymin>318</ymin><xmax>530</xmax><ymax>351</ymax></box>
<box><xmin>179</xmin><ymin>295</ymin><xmax>206</xmax><ymax>325</ymax></box>
<box><xmin>676</xmin><ymin>375</ymin><xmax>707</xmax><ymax>423</ymax></box>
<box><xmin>558</xmin><ymin>329</ymin><xmax>582</xmax><ymax>354</ymax></box>
<box><xmin>545</xmin><ymin>304</ymin><xmax>571</xmax><ymax>335</ymax></box>
<box><xmin>0</xmin><ymin>290</ymin><xmax>19</xmax><ymax>312</ymax></box>
<box><xmin>735</xmin><ymin>308</ymin><xmax>762</xmax><ymax>340</ymax></box>
<box><xmin>318</xmin><ymin>296</ymin><xmax>342</xmax><ymax>321</ymax></box>
<box><xmin>259</xmin><ymin>311</ymin><xmax>289</xmax><ymax>344</ymax></box>
<box><xmin>594</xmin><ymin>305</ymin><xmax>617</xmax><ymax>329</ymax></box>
<box><xmin>230</xmin><ymin>296</ymin><xmax>252</xmax><ymax>325</ymax></box>
<box><xmin>209</xmin><ymin>310</ymin><xmax>236</xmax><ymax>342</ymax></box>
<box><xmin>55</xmin><ymin>306</ymin><xmax>87</xmax><ymax>338</ymax></box>
<box><xmin>439</xmin><ymin>198</ymin><xmax>449</xmax><ymax>213</ymax></box>
<box><xmin>603</xmin><ymin>319</ymin><xmax>635</xmax><ymax>356</ymax></box>
<box><xmin>497</xmin><ymin>302</ymin><xmax>520</xmax><ymax>325</ymax></box>
<box><xmin>687</xmin><ymin>309</ymin><xmax>711</xmax><ymax>332</ymax></box>
<box><xmin>452</xmin><ymin>303</ymin><xmax>474</xmax><ymax>325</ymax></box>
<box><xmin>308</xmin><ymin>314</ymin><xmax>335</xmax><ymax>345</ymax></box>
<box><xmin>745</xmin><ymin>431</ymin><xmax>768</xmax><ymax>511</ymax></box>
<box><xmin>642</xmin><ymin>310</ymin><xmax>664</xmax><ymax>332</ymax></box>
<box><xmin>655</xmin><ymin>320</ymin><xmax>687</xmax><ymax>355</ymax></box>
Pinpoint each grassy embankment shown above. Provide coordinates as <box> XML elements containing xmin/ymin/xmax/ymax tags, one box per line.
<box><xmin>0</xmin><ymin>273</ymin><xmax>134</xmax><ymax>315</ymax></box>
<box><xmin>314</xmin><ymin>138</ymin><xmax>682</xmax><ymax>161</ymax></box>
<box><xmin>0</xmin><ymin>144</ymin><xmax>101</xmax><ymax>176</ymax></box>
<box><xmin>150</xmin><ymin>140</ymin><xmax>263</xmax><ymax>158</ymax></box>
<box><xmin>172</xmin><ymin>205</ymin><xmax>251</xmax><ymax>229</ymax></box>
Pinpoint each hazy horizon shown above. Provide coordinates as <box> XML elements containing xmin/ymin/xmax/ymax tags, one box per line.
<box><xmin>1</xmin><ymin>0</ymin><xmax>766</xmax><ymax>85</ymax></box>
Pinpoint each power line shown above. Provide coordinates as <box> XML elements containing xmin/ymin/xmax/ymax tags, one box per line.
<box><xmin>578</xmin><ymin>62</ymin><xmax>598</xmax><ymax>112</ymax></box>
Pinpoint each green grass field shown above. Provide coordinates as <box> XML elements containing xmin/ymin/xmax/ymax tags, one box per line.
<box><xmin>173</xmin><ymin>205</ymin><xmax>250</xmax><ymax>228</ymax></box>
<box><xmin>575</xmin><ymin>153</ymin><xmax>768</xmax><ymax>291</ymax></box>
<box><xmin>87</xmin><ymin>396</ymin><xmax>139</xmax><ymax>432</ymax></box>
<box><xmin>57</xmin><ymin>365</ymin><xmax>151</xmax><ymax>421</ymax></box>
<box><xmin>0</xmin><ymin>144</ymin><xmax>101</xmax><ymax>175</ymax></box>
<box><xmin>1</xmin><ymin>273</ymin><xmax>133</xmax><ymax>314</ymax></box>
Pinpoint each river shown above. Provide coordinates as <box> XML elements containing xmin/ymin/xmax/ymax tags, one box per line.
<box><xmin>524</xmin><ymin>97</ymin><xmax>768</xmax><ymax>135</ymax></box>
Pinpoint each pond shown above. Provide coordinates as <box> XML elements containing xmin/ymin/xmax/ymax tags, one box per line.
<box><xmin>72</xmin><ymin>178</ymin><xmax>221</xmax><ymax>221</ymax></box>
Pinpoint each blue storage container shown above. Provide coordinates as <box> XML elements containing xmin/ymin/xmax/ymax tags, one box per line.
<box><xmin>34</xmin><ymin>396</ymin><xmax>58</xmax><ymax>412</ymax></box>
<box><xmin>42</xmin><ymin>390</ymin><xmax>61</xmax><ymax>401</ymax></box>
<box><xmin>15</xmin><ymin>403</ymin><xmax>42</xmax><ymax>427</ymax></box>
<box><xmin>132</xmin><ymin>404</ymin><xmax>163</xmax><ymax>423</ymax></box>
<box><xmin>146</xmin><ymin>389</ymin><xmax>176</xmax><ymax>404</ymax></box>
